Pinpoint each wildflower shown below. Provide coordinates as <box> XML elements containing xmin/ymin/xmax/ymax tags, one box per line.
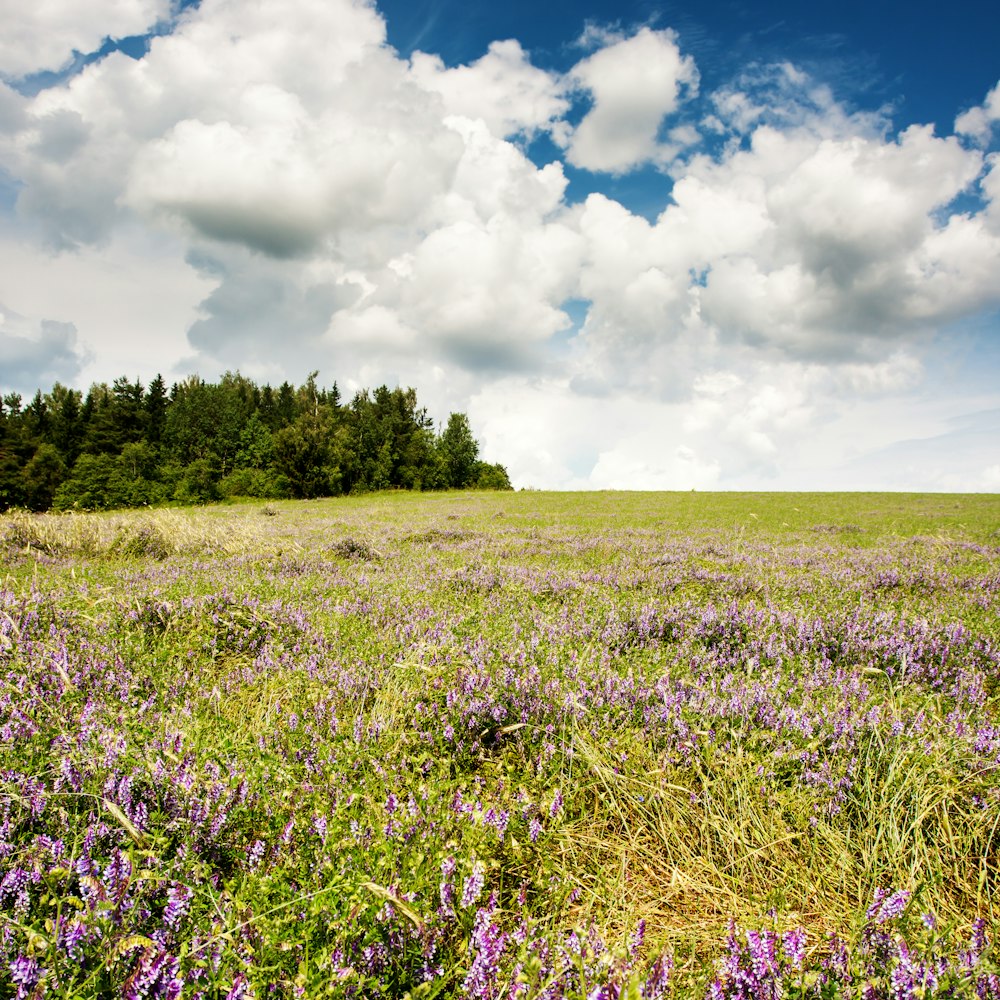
<box><xmin>124</xmin><ymin>948</ymin><xmax>182</xmax><ymax>1000</ymax></box>
<box><xmin>164</xmin><ymin>883</ymin><xmax>194</xmax><ymax>929</ymax></box>
<box><xmin>485</xmin><ymin>807</ymin><xmax>509</xmax><ymax>840</ymax></box>
<box><xmin>643</xmin><ymin>952</ymin><xmax>673</xmax><ymax>1000</ymax></box>
<box><xmin>630</xmin><ymin>919</ymin><xmax>646</xmax><ymax>959</ymax></box>
<box><xmin>9</xmin><ymin>954</ymin><xmax>41</xmax><ymax>998</ymax></box>
<box><xmin>866</xmin><ymin>888</ymin><xmax>910</xmax><ymax>925</ymax></box>
<box><xmin>461</xmin><ymin>860</ymin><xmax>486</xmax><ymax>908</ymax></box>
<box><xmin>782</xmin><ymin>928</ymin><xmax>807</xmax><ymax>969</ymax></box>
<box><xmin>226</xmin><ymin>973</ymin><xmax>253</xmax><ymax>999</ymax></box>
<box><xmin>60</xmin><ymin>916</ymin><xmax>88</xmax><ymax>959</ymax></box>
<box><xmin>550</xmin><ymin>789</ymin><xmax>563</xmax><ymax>818</ymax></box>
<box><xmin>246</xmin><ymin>839</ymin><xmax>266</xmax><ymax>870</ymax></box>
<box><xmin>464</xmin><ymin>905</ymin><xmax>508</xmax><ymax>999</ymax></box>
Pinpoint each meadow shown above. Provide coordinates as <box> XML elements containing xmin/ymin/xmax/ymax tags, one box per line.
<box><xmin>1</xmin><ymin>490</ymin><xmax>998</xmax><ymax>999</ymax></box>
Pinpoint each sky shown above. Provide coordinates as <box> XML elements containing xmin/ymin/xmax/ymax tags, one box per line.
<box><xmin>1</xmin><ymin>0</ymin><xmax>998</xmax><ymax>491</ymax></box>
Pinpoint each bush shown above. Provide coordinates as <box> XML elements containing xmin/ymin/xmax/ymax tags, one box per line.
<box><xmin>218</xmin><ymin>468</ymin><xmax>292</xmax><ymax>500</ymax></box>
<box><xmin>472</xmin><ymin>461</ymin><xmax>513</xmax><ymax>490</ymax></box>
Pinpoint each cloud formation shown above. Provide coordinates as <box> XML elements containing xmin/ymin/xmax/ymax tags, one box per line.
<box><xmin>0</xmin><ymin>305</ymin><xmax>91</xmax><ymax>394</ymax></box>
<box><xmin>0</xmin><ymin>0</ymin><xmax>171</xmax><ymax>79</ymax></box>
<box><xmin>0</xmin><ymin>0</ymin><xmax>997</xmax><ymax>489</ymax></box>
<box><xmin>955</xmin><ymin>81</ymin><xmax>1000</xmax><ymax>143</ymax></box>
<box><xmin>562</xmin><ymin>27</ymin><xmax>699</xmax><ymax>172</ymax></box>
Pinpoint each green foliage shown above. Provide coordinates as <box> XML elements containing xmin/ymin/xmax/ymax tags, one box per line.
<box><xmin>439</xmin><ymin>412</ymin><xmax>479</xmax><ymax>488</ymax></box>
<box><xmin>472</xmin><ymin>461</ymin><xmax>513</xmax><ymax>490</ymax></box>
<box><xmin>174</xmin><ymin>456</ymin><xmax>221</xmax><ymax>505</ymax></box>
<box><xmin>219</xmin><ymin>467</ymin><xmax>292</xmax><ymax>500</ymax></box>
<box><xmin>1</xmin><ymin>372</ymin><xmax>511</xmax><ymax>511</ymax></box>
<box><xmin>1</xmin><ymin>493</ymin><xmax>998</xmax><ymax>998</ymax></box>
<box><xmin>21</xmin><ymin>442</ymin><xmax>66</xmax><ymax>510</ymax></box>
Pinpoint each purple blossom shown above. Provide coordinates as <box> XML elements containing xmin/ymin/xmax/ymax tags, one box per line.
<box><xmin>226</xmin><ymin>973</ymin><xmax>252</xmax><ymax>999</ymax></box>
<box><xmin>246</xmin><ymin>839</ymin><xmax>266</xmax><ymax>870</ymax></box>
<box><xmin>781</xmin><ymin>928</ymin><xmax>806</xmax><ymax>969</ymax></box>
<box><xmin>311</xmin><ymin>814</ymin><xmax>328</xmax><ymax>842</ymax></box>
<box><xmin>866</xmin><ymin>888</ymin><xmax>911</xmax><ymax>926</ymax></box>
<box><xmin>164</xmin><ymin>883</ymin><xmax>194</xmax><ymax>929</ymax></box>
<box><xmin>440</xmin><ymin>855</ymin><xmax>457</xmax><ymax>913</ymax></box>
<box><xmin>124</xmin><ymin>948</ymin><xmax>182</xmax><ymax>1000</ymax></box>
<box><xmin>59</xmin><ymin>916</ymin><xmax>88</xmax><ymax>959</ymax></box>
<box><xmin>630</xmin><ymin>918</ymin><xmax>646</xmax><ymax>959</ymax></box>
<box><xmin>9</xmin><ymin>953</ymin><xmax>41</xmax><ymax>998</ymax></box>
<box><xmin>464</xmin><ymin>905</ymin><xmax>508</xmax><ymax>999</ymax></box>
<box><xmin>461</xmin><ymin>860</ymin><xmax>486</xmax><ymax>908</ymax></box>
<box><xmin>550</xmin><ymin>789</ymin><xmax>563</xmax><ymax>818</ymax></box>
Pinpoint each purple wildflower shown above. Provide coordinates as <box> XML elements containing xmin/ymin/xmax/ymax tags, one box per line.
<box><xmin>246</xmin><ymin>839</ymin><xmax>266</xmax><ymax>870</ymax></box>
<box><xmin>866</xmin><ymin>888</ymin><xmax>910</xmax><ymax>925</ymax></box>
<box><xmin>630</xmin><ymin>918</ymin><xmax>646</xmax><ymax>959</ymax></box>
<box><xmin>226</xmin><ymin>973</ymin><xmax>253</xmax><ymax>999</ymax></box>
<box><xmin>781</xmin><ymin>928</ymin><xmax>807</xmax><ymax>969</ymax></box>
<box><xmin>461</xmin><ymin>860</ymin><xmax>486</xmax><ymax>908</ymax></box>
<box><xmin>60</xmin><ymin>916</ymin><xmax>88</xmax><ymax>959</ymax></box>
<box><xmin>440</xmin><ymin>855</ymin><xmax>457</xmax><ymax>913</ymax></box>
<box><xmin>464</xmin><ymin>905</ymin><xmax>508</xmax><ymax>999</ymax></box>
<box><xmin>124</xmin><ymin>948</ymin><xmax>182</xmax><ymax>1000</ymax></box>
<box><xmin>311</xmin><ymin>814</ymin><xmax>328</xmax><ymax>842</ymax></box>
<box><xmin>9</xmin><ymin>953</ymin><xmax>41</xmax><ymax>998</ymax></box>
<box><xmin>164</xmin><ymin>883</ymin><xmax>194</xmax><ymax>929</ymax></box>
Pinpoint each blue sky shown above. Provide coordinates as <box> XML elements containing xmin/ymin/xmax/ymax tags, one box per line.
<box><xmin>0</xmin><ymin>0</ymin><xmax>998</xmax><ymax>490</ymax></box>
<box><xmin>381</xmin><ymin>0</ymin><xmax>997</xmax><ymax>133</ymax></box>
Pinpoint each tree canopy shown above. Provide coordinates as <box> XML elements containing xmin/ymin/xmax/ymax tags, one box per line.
<box><xmin>0</xmin><ymin>373</ymin><xmax>512</xmax><ymax>511</ymax></box>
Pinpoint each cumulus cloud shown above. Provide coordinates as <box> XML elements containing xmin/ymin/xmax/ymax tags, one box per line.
<box><xmin>363</xmin><ymin>117</ymin><xmax>583</xmax><ymax>372</ymax></box>
<box><xmin>0</xmin><ymin>2</ymin><xmax>998</xmax><ymax>489</ymax></box>
<box><xmin>0</xmin><ymin>0</ymin><xmax>171</xmax><ymax>80</ymax></box>
<box><xmin>410</xmin><ymin>40</ymin><xmax>568</xmax><ymax>140</ymax></box>
<box><xmin>568</xmin><ymin>101</ymin><xmax>998</xmax><ymax>399</ymax></box>
<box><xmin>0</xmin><ymin>305</ymin><xmax>91</xmax><ymax>394</ymax></box>
<box><xmin>0</xmin><ymin>225</ymin><xmax>212</xmax><ymax>385</ymax></box>
<box><xmin>562</xmin><ymin>27</ymin><xmax>699</xmax><ymax>173</ymax></box>
<box><xmin>955</xmin><ymin>80</ymin><xmax>1000</xmax><ymax>143</ymax></box>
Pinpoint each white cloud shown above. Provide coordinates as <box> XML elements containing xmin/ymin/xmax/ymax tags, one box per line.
<box><xmin>410</xmin><ymin>40</ymin><xmax>568</xmax><ymax>140</ymax></box>
<box><xmin>0</xmin><ymin>305</ymin><xmax>91</xmax><ymax>394</ymax></box>
<box><xmin>562</xmin><ymin>27</ymin><xmax>699</xmax><ymax>173</ymax></box>
<box><xmin>955</xmin><ymin>80</ymin><xmax>1000</xmax><ymax>143</ymax></box>
<box><xmin>0</xmin><ymin>224</ymin><xmax>212</xmax><ymax>387</ymax></box>
<box><xmin>0</xmin><ymin>0</ymin><xmax>172</xmax><ymax>80</ymax></box>
<box><xmin>0</xmin><ymin>4</ymin><xmax>998</xmax><ymax>490</ymax></box>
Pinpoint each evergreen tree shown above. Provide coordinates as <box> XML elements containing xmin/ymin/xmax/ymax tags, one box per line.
<box><xmin>1</xmin><ymin>371</ymin><xmax>510</xmax><ymax>510</ymax></box>
<box><xmin>22</xmin><ymin>444</ymin><xmax>66</xmax><ymax>511</ymax></box>
<box><xmin>47</xmin><ymin>383</ymin><xmax>84</xmax><ymax>466</ymax></box>
<box><xmin>145</xmin><ymin>375</ymin><xmax>168</xmax><ymax>446</ymax></box>
<box><xmin>439</xmin><ymin>413</ymin><xmax>479</xmax><ymax>488</ymax></box>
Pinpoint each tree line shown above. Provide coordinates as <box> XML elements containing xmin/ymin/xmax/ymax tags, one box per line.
<box><xmin>0</xmin><ymin>372</ymin><xmax>512</xmax><ymax>511</ymax></box>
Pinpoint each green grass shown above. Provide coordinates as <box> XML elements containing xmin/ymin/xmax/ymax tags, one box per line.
<box><xmin>0</xmin><ymin>491</ymin><xmax>998</xmax><ymax>997</ymax></box>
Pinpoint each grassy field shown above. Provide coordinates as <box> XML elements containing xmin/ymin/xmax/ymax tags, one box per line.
<box><xmin>1</xmin><ymin>491</ymin><xmax>999</xmax><ymax>998</ymax></box>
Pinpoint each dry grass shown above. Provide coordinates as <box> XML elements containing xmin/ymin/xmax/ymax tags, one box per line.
<box><xmin>0</xmin><ymin>506</ymin><xmax>289</xmax><ymax>560</ymax></box>
<box><xmin>550</xmin><ymin>713</ymin><xmax>998</xmax><ymax>962</ymax></box>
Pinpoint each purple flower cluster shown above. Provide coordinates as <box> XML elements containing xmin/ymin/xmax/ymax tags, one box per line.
<box><xmin>1</xmin><ymin>498</ymin><xmax>998</xmax><ymax>996</ymax></box>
